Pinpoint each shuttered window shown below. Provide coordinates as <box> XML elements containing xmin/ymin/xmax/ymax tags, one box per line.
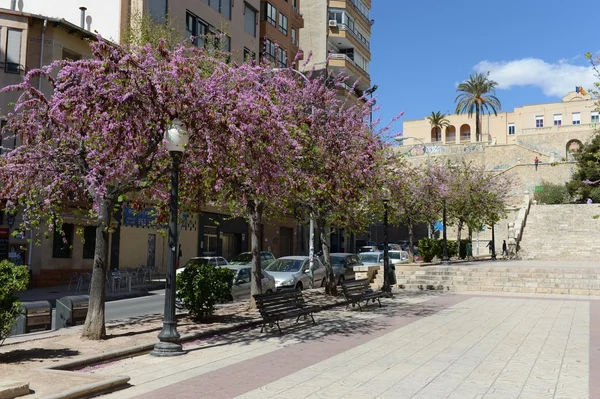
<box><xmin>5</xmin><ymin>29</ymin><xmax>22</xmax><ymax>73</ymax></box>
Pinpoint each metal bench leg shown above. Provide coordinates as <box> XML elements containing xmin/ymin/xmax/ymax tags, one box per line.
<box><xmin>377</xmin><ymin>298</ymin><xmax>382</xmax><ymax>307</ymax></box>
<box><xmin>310</xmin><ymin>313</ymin><xmax>316</xmax><ymax>325</ymax></box>
<box><xmin>261</xmin><ymin>322</ymin><xmax>266</xmax><ymax>333</ymax></box>
<box><xmin>276</xmin><ymin>321</ymin><xmax>282</xmax><ymax>334</ymax></box>
<box><xmin>357</xmin><ymin>301</ymin><xmax>363</xmax><ymax>311</ymax></box>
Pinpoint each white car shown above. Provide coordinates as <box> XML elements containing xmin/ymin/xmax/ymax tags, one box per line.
<box><xmin>389</xmin><ymin>250</ymin><xmax>409</xmax><ymax>264</ymax></box>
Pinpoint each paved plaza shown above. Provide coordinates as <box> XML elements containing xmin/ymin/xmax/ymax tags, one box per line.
<box><xmin>88</xmin><ymin>291</ymin><xmax>598</xmax><ymax>399</ymax></box>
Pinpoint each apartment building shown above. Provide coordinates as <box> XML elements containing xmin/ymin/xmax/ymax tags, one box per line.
<box><xmin>259</xmin><ymin>0</ymin><xmax>303</xmax><ymax>68</ymax></box>
<box><xmin>299</xmin><ymin>0</ymin><xmax>372</xmax><ymax>96</ymax></box>
<box><xmin>402</xmin><ymin>91</ymin><xmax>598</xmax><ymax>151</ymax></box>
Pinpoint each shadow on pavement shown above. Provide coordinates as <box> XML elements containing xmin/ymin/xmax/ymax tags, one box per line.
<box><xmin>0</xmin><ymin>348</ymin><xmax>80</xmax><ymax>364</ymax></box>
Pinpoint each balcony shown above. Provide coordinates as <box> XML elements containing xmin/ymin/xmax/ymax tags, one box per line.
<box><xmin>291</xmin><ymin>5</ymin><xmax>304</xmax><ymax>28</ymax></box>
<box><xmin>520</xmin><ymin>123</ymin><xmax>598</xmax><ymax>135</ymax></box>
<box><xmin>336</xmin><ymin>23</ymin><xmax>370</xmax><ymax>49</ymax></box>
<box><xmin>329</xmin><ymin>53</ymin><xmax>370</xmax><ymax>92</ymax></box>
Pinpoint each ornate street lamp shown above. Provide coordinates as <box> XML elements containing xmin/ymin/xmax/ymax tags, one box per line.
<box><xmin>381</xmin><ymin>187</ymin><xmax>391</xmax><ymax>293</ymax></box>
<box><xmin>151</xmin><ymin>119</ymin><xmax>188</xmax><ymax>357</ymax></box>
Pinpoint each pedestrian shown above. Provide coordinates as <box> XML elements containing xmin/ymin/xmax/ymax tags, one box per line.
<box><xmin>486</xmin><ymin>240</ymin><xmax>493</xmax><ymax>255</ymax></box>
<box><xmin>465</xmin><ymin>241</ymin><xmax>473</xmax><ymax>261</ymax></box>
<box><xmin>588</xmin><ymin>198</ymin><xmax>593</xmax><ymax>205</ymax></box>
<box><xmin>502</xmin><ymin>240</ymin><xmax>508</xmax><ymax>258</ymax></box>
<box><xmin>534</xmin><ymin>156</ymin><xmax>539</xmax><ymax>171</ymax></box>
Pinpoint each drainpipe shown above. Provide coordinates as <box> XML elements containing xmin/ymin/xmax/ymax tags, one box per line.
<box><xmin>10</xmin><ymin>0</ymin><xmax>16</xmax><ymax>10</ymax></box>
<box><xmin>79</xmin><ymin>7</ymin><xmax>87</xmax><ymax>29</ymax></box>
<box><xmin>38</xmin><ymin>19</ymin><xmax>47</xmax><ymax>91</ymax></box>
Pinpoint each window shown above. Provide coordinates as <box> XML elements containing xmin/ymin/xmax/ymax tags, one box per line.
<box><xmin>243</xmin><ymin>47</ymin><xmax>256</xmax><ymax>61</ymax></box>
<box><xmin>53</xmin><ymin>223</ymin><xmax>74</xmax><ymax>259</ymax></box>
<box><xmin>186</xmin><ymin>12</ymin><xmax>208</xmax><ymax>48</ymax></box>
<box><xmin>553</xmin><ymin>114</ymin><xmax>562</xmax><ymax>126</ymax></box>
<box><xmin>592</xmin><ymin>111</ymin><xmax>599</xmax><ymax>124</ymax></box>
<box><xmin>328</xmin><ymin>9</ymin><xmax>344</xmax><ymax>24</ymax></box>
<box><xmin>291</xmin><ymin>28</ymin><xmax>297</xmax><ymax>46</ymax></box>
<box><xmin>278</xmin><ymin>13</ymin><xmax>288</xmax><ymax>35</ymax></box>
<box><xmin>263</xmin><ymin>3</ymin><xmax>277</xmax><ymax>26</ymax></box>
<box><xmin>62</xmin><ymin>48</ymin><xmax>82</xmax><ymax>61</ymax></box>
<box><xmin>83</xmin><ymin>226</ymin><xmax>96</xmax><ymax>259</ymax></box>
<box><xmin>148</xmin><ymin>0</ymin><xmax>167</xmax><ymax>23</ymax></box>
<box><xmin>244</xmin><ymin>5</ymin><xmax>257</xmax><ymax>37</ymax></box>
<box><xmin>535</xmin><ymin>115</ymin><xmax>544</xmax><ymax>128</ymax></box>
<box><xmin>264</xmin><ymin>38</ymin><xmax>275</xmax><ymax>62</ymax></box>
<box><xmin>277</xmin><ymin>47</ymin><xmax>287</xmax><ymax>68</ymax></box>
<box><xmin>220</xmin><ymin>0</ymin><xmax>231</xmax><ymax>19</ymax></box>
<box><xmin>236</xmin><ymin>268</ymin><xmax>250</xmax><ymax>283</ymax></box>
<box><xmin>5</xmin><ymin>29</ymin><xmax>22</xmax><ymax>73</ymax></box>
<box><xmin>508</xmin><ymin>123</ymin><xmax>515</xmax><ymax>135</ymax></box>
<box><xmin>572</xmin><ymin>112</ymin><xmax>581</xmax><ymax>125</ymax></box>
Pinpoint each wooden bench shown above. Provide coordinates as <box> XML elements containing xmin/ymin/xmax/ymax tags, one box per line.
<box><xmin>253</xmin><ymin>290</ymin><xmax>319</xmax><ymax>333</ymax></box>
<box><xmin>341</xmin><ymin>278</ymin><xmax>390</xmax><ymax>311</ymax></box>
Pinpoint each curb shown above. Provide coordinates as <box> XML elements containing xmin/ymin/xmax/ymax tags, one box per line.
<box><xmin>40</xmin><ymin>375</ymin><xmax>130</xmax><ymax>399</ymax></box>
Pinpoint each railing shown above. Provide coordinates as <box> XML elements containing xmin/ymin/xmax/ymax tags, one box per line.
<box><xmin>292</xmin><ymin>6</ymin><xmax>302</xmax><ymax>17</ymax></box>
<box><xmin>349</xmin><ymin>0</ymin><xmax>370</xmax><ymax>24</ymax></box>
<box><xmin>337</xmin><ymin>23</ymin><xmax>370</xmax><ymax>49</ymax></box>
<box><xmin>521</xmin><ymin>123</ymin><xmax>597</xmax><ymax>134</ymax></box>
<box><xmin>291</xmin><ymin>38</ymin><xmax>299</xmax><ymax>46</ymax></box>
<box><xmin>329</xmin><ymin>53</ymin><xmax>370</xmax><ymax>76</ymax></box>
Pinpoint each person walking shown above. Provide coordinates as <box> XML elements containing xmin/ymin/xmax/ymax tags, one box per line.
<box><xmin>486</xmin><ymin>240</ymin><xmax>493</xmax><ymax>255</ymax></box>
<box><xmin>534</xmin><ymin>156</ymin><xmax>539</xmax><ymax>171</ymax></box>
<box><xmin>502</xmin><ymin>240</ymin><xmax>508</xmax><ymax>258</ymax></box>
<box><xmin>465</xmin><ymin>241</ymin><xmax>473</xmax><ymax>261</ymax></box>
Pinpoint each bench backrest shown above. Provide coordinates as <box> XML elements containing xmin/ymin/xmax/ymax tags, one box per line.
<box><xmin>341</xmin><ymin>278</ymin><xmax>370</xmax><ymax>297</ymax></box>
<box><xmin>253</xmin><ymin>290</ymin><xmax>306</xmax><ymax>316</ymax></box>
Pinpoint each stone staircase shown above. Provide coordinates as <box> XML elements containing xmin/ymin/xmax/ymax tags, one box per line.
<box><xmin>519</xmin><ymin>204</ymin><xmax>600</xmax><ymax>260</ymax></box>
<box><xmin>394</xmin><ymin>265</ymin><xmax>600</xmax><ymax>295</ymax></box>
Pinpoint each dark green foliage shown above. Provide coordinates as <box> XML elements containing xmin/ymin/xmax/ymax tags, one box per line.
<box><xmin>418</xmin><ymin>238</ymin><xmax>440</xmax><ymax>262</ymax></box>
<box><xmin>534</xmin><ymin>181</ymin><xmax>571</xmax><ymax>204</ymax></box>
<box><xmin>176</xmin><ymin>264</ymin><xmax>234</xmax><ymax>319</ymax></box>
<box><xmin>0</xmin><ymin>260</ymin><xmax>29</xmax><ymax>345</ymax></box>
<box><xmin>567</xmin><ymin>133</ymin><xmax>600</xmax><ymax>203</ymax></box>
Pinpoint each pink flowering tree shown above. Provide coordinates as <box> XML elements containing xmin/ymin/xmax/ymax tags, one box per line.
<box><xmin>0</xmin><ymin>39</ymin><xmax>228</xmax><ymax>339</ymax></box>
<box><xmin>289</xmin><ymin>74</ymin><xmax>386</xmax><ymax>296</ymax></box>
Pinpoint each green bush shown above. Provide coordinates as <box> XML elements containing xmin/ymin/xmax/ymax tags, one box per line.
<box><xmin>534</xmin><ymin>180</ymin><xmax>570</xmax><ymax>204</ymax></box>
<box><xmin>0</xmin><ymin>260</ymin><xmax>29</xmax><ymax>345</ymax></box>
<box><xmin>418</xmin><ymin>238</ymin><xmax>440</xmax><ymax>262</ymax></box>
<box><xmin>176</xmin><ymin>263</ymin><xmax>234</xmax><ymax>320</ymax></box>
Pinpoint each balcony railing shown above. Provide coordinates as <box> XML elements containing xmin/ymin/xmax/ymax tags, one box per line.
<box><xmin>521</xmin><ymin>123</ymin><xmax>597</xmax><ymax>134</ymax></box>
<box><xmin>337</xmin><ymin>23</ymin><xmax>370</xmax><ymax>49</ymax></box>
<box><xmin>349</xmin><ymin>0</ymin><xmax>370</xmax><ymax>25</ymax></box>
<box><xmin>329</xmin><ymin>53</ymin><xmax>370</xmax><ymax>77</ymax></box>
<box><xmin>292</xmin><ymin>6</ymin><xmax>302</xmax><ymax>16</ymax></box>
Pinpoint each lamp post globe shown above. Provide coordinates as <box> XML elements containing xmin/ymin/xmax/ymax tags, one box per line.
<box><xmin>151</xmin><ymin>119</ymin><xmax>187</xmax><ymax>357</ymax></box>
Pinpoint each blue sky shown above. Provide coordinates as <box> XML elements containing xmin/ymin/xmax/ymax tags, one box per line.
<box><xmin>369</xmin><ymin>0</ymin><xmax>599</xmax><ymax>135</ymax></box>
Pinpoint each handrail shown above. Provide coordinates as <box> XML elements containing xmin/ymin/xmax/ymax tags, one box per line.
<box><xmin>337</xmin><ymin>23</ymin><xmax>370</xmax><ymax>49</ymax></box>
<box><xmin>329</xmin><ymin>53</ymin><xmax>370</xmax><ymax>76</ymax></box>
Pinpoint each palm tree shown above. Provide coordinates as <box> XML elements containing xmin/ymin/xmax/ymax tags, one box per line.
<box><xmin>455</xmin><ymin>72</ymin><xmax>502</xmax><ymax>142</ymax></box>
<box><xmin>426</xmin><ymin>111</ymin><xmax>450</xmax><ymax>142</ymax></box>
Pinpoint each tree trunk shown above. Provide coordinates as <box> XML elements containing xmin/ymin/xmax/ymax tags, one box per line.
<box><xmin>475</xmin><ymin>105</ymin><xmax>481</xmax><ymax>142</ymax></box>
<box><xmin>319</xmin><ymin>222</ymin><xmax>336</xmax><ymax>296</ymax></box>
<box><xmin>248</xmin><ymin>203</ymin><xmax>263</xmax><ymax>308</ymax></box>
<box><xmin>408</xmin><ymin>221</ymin><xmax>415</xmax><ymax>263</ymax></box>
<box><xmin>81</xmin><ymin>197</ymin><xmax>112</xmax><ymax>340</ymax></box>
<box><xmin>456</xmin><ymin>219</ymin><xmax>463</xmax><ymax>259</ymax></box>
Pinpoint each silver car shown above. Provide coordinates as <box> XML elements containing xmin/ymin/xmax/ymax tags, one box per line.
<box><xmin>328</xmin><ymin>253</ymin><xmax>362</xmax><ymax>285</ymax></box>
<box><xmin>359</xmin><ymin>251</ymin><xmax>384</xmax><ymax>266</ymax></box>
<box><xmin>228</xmin><ymin>265</ymin><xmax>276</xmax><ymax>300</ymax></box>
<box><xmin>264</xmin><ymin>256</ymin><xmax>326</xmax><ymax>291</ymax></box>
<box><xmin>228</xmin><ymin>251</ymin><xmax>276</xmax><ymax>269</ymax></box>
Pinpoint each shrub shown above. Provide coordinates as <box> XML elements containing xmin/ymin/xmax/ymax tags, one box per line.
<box><xmin>534</xmin><ymin>180</ymin><xmax>571</xmax><ymax>204</ymax></box>
<box><xmin>418</xmin><ymin>238</ymin><xmax>440</xmax><ymax>262</ymax></box>
<box><xmin>0</xmin><ymin>260</ymin><xmax>29</xmax><ymax>345</ymax></box>
<box><xmin>176</xmin><ymin>263</ymin><xmax>234</xmax><ymax>320</ymax></box>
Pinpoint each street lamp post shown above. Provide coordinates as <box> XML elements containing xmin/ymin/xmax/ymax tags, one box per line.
<box><xmin>381</xmin><ymin>187</ymin><xmax>391</xmax><ymax>293</ymax></box>
<box><xmin>441</xmin><ymin>199</ymin><xmax>449</xmax><ymax>263</ymax></box>
<box><xmin>151</xmin><ymin>119</ymin><xmax>188</xmax><ymax>357</ymax></box>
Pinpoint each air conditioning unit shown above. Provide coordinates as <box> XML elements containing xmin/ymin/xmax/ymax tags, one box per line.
<box><xmin>328</xmin><ymin>20</ymin><xmax>338</xmax><ymax>27</ymax></box>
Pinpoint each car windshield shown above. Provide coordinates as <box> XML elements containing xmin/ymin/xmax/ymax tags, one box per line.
<box><xmin>360</xmin><ymin>254</ymin><xmax>380</xmax><ymax>263</ymax></box>
<box><xmin>229</xmin><ymin>253</ymin><xmax>252</xmax><ymax>265</ymax></box>
<box><xmin>265</xmin><ymin>259</ymin><xmax>304</xmax><ymax>273</ymax></box>
<box><xmin>330</xmin><ymin>256</ymin><xmax>345</xmax><ymax>266</ymax></box>
<box><xmin>184</xmin><ymin>258</ymin><xmax>210</xmax><ymax>267</ymax></box>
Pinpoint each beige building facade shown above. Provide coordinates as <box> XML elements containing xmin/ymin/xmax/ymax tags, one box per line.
<box><xmin>402</xmin><ymin>92</ymin><xmax>598</xmax><ymax>152</ymax></box>
<box><xmin>299</xmin><ymin>0</ymin><xmax>372</xmax><ymax>96</ymax></box>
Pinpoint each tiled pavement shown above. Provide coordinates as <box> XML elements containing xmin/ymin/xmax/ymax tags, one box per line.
<box><xmin>94</xmin><ymin>292</ymin><xmax>594</xmax><ymax>399</ymax></box>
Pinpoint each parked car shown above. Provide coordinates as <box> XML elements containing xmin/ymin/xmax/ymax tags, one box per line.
<box><xmin>359</xmin><ymin>251</ymin><xmax>384</xmax><ymax>266</ymax></box>
<box><xmin>229</xmin><ymin>251</ymin><xmax>276</xmax><ymax>269</ymax></box>
<box><xmin>389</xmin><ymin>250</ymin><xmax>409</xmax><ymax>264</ymax></box>
<box><xmin>264</xmin><ymin>256</ymin><xmax>326</xmax><ymax>291</ymax></box>
<box><xmin>358</xmin><ymin>245</ymin><xmax>379</xmax><ymax>253</ymax></box>
<box><xmin>228</xmin><ymin>265</ymin><xmax>276</xmax><ymax>300</ymax></box>
<box><xmin>328</xmin><ymin>253</ymin><xmax>362</xmax><ymax>284</ymax></box>
<box><xmin>179</xmin><ymin>256</ymin><xmax>229</xmax><ymax>268</ymax></box>
<box><xmin>377</xmin><ymin>243</ymin><xmax>402</xmax><ymax>251</ymax></box>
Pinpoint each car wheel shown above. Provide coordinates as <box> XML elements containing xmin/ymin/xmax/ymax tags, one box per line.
<box><xmin>338</xmin><ymin>275</ymin><xmax>345</xmax><ymax>285</ymax></box>
<box><xmin>295</xmin><ymin>282</ymin><xmax>303</xmax><ymax>291</ymax></box>
<box><xmin>265</xmin><ymin>289</ymin><xmax>273</xmax><ymax>294</ymax></box>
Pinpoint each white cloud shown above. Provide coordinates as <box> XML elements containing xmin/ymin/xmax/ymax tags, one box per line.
<box><xmin>473</xmin><ymin>58</ymin><xmax>596</xmax><ymax>97</ymax></box>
